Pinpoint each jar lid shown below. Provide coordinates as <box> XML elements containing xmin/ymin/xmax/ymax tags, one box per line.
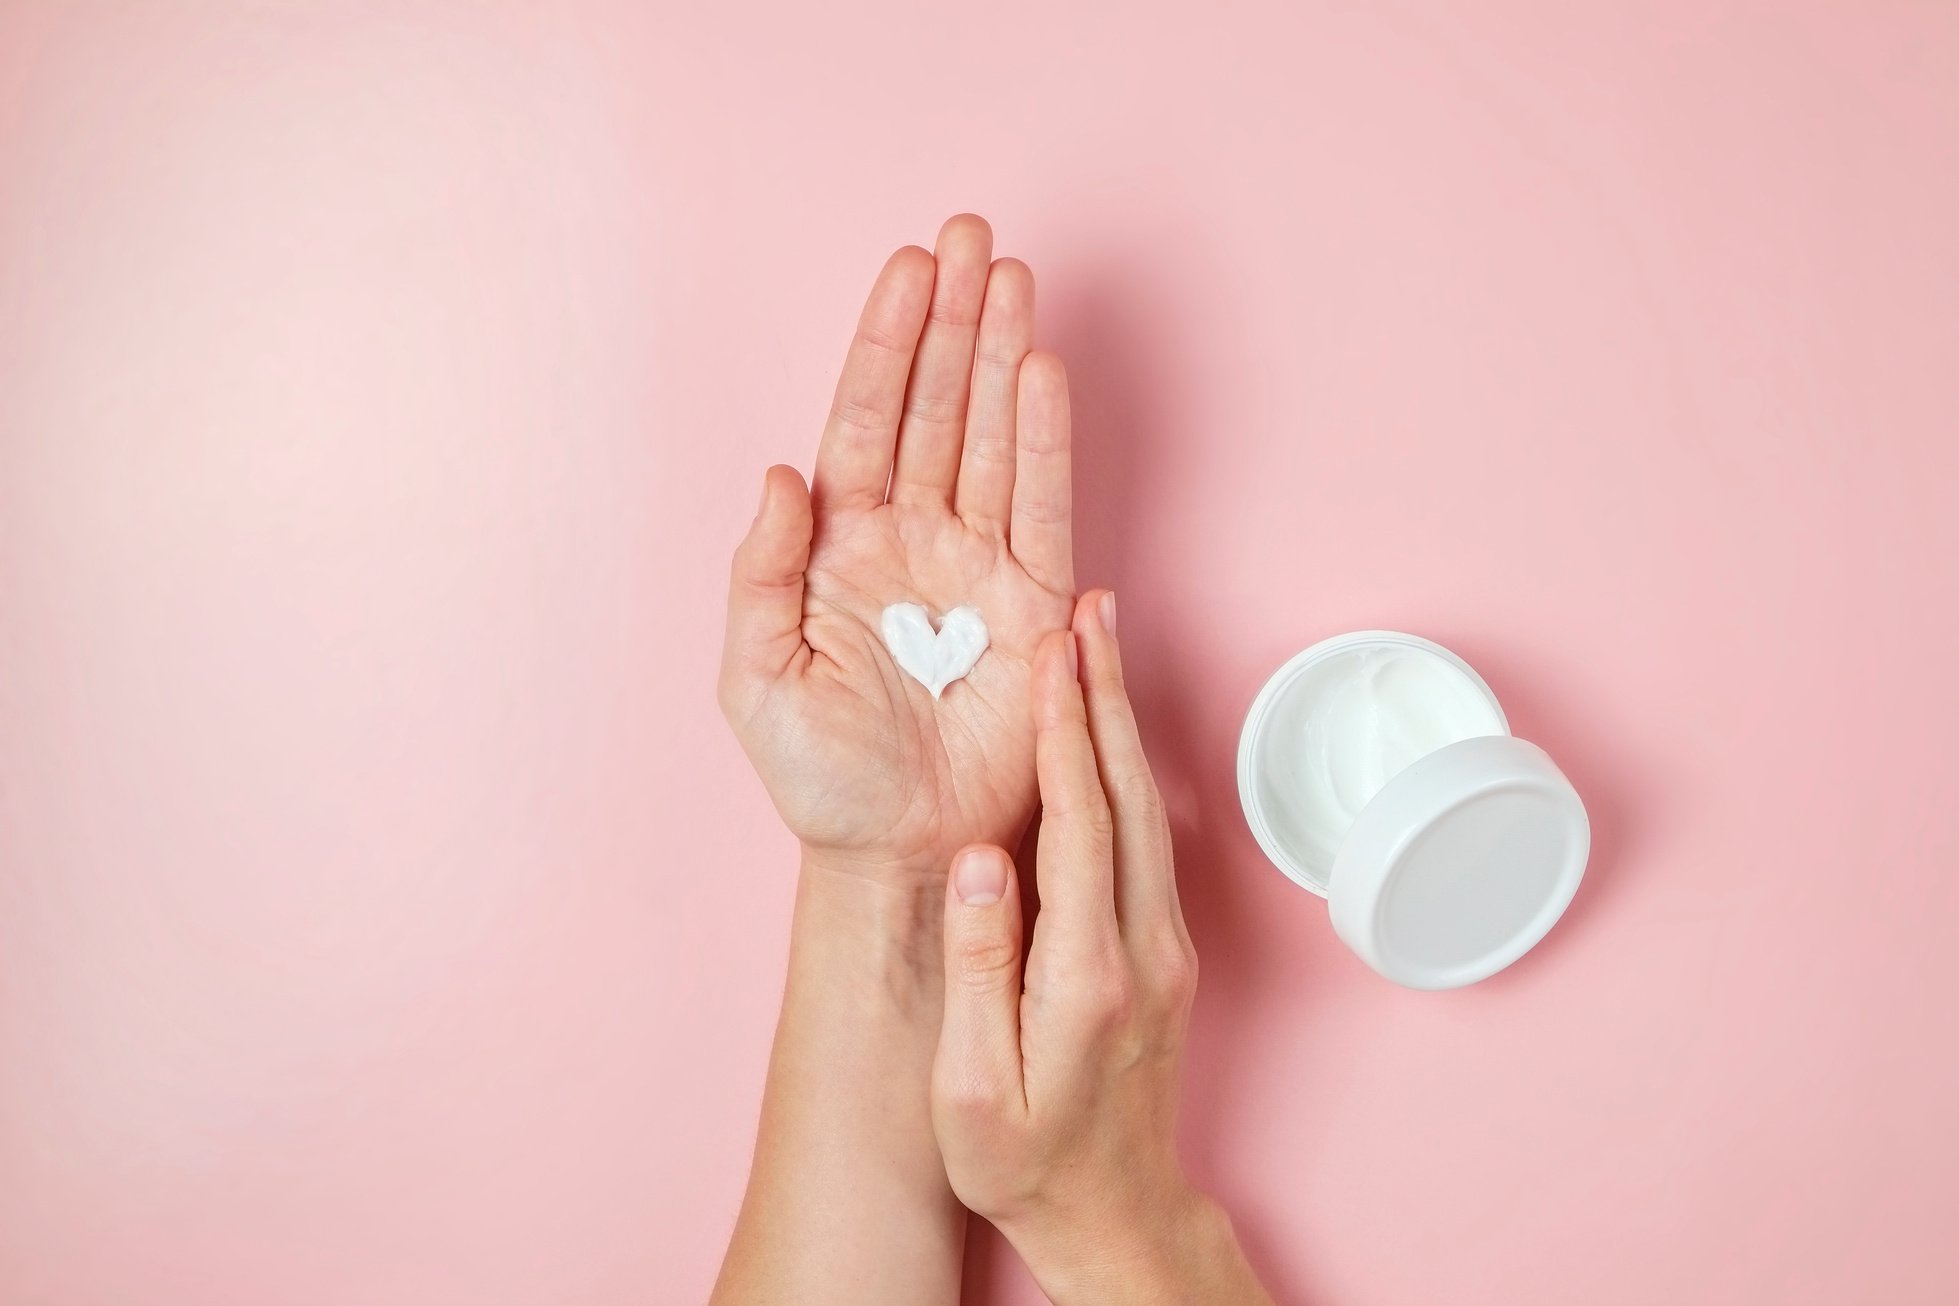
<box><xmin>1237</xmin><ymin>632</ymin><xmax>1591</xmax><ymax>989</ymax></box>
<box><xmin>1326</xmin><ymin>733</ymin><xmax>1589</xmax><ymax>989</ymax></box>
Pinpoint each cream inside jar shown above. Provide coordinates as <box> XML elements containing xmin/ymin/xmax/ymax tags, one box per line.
<box><xmin>1242</xmin><ymin>633</ymin><xmax>1508</xmax><ymax>894</ymax></box>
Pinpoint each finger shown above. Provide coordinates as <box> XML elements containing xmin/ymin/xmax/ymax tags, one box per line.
<box><xmin>890</xmin><ymin>215</ymin><xmax>993</xmax><ymax>507</ymax></box>
<box><xmin>1030</xmin><ymin>629</ymin><xmax>1117</xmax><ymax>945</ymax></box>
<box><xmin>953</xmin><ymin>257</ymin><xmax>1033</xmax><ymax>530</ymax></box>
<box><xmin>1010</xmin><ymin>351</ymin><xmax>1073</xmax><ymax>593</ymax></box>
<box><xmin>718</xmin><ymin>465</ymin><xmax>813</xmax><ymax>721</ymax></box>
<box><xmin>934</xmin><ymin>845</ymin><xmax>1027</xmax><ymax>1119</ymax></box>
<box><xmin>811</xmin><ymin>246</ymin><xmax>935</xmax><ymax>513</ymax></box>
<box><xmin>1072</xmin><ymin>589</ymin><xmax>1185</xmax><ymax>947</ymax></box>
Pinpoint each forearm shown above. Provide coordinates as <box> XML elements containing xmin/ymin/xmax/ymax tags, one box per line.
<box><xmin>711</xmin><ymin>857</ymin><xmax>964</xmax><ymax>1306</ymax></box>
<box><xmin>1017</xmin><ymin>1190</ymin><xmax>1276</xmax><ymax>1306</ymax></box>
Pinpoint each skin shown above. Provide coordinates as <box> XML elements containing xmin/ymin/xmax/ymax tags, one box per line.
<box><xmin>712</xmin><ymin>215</ymin><xmax>1274</xmax><ymax>1304</ymax></box>
<box><xmin>935</xmin><ymin>598</ymin><xmax>1275</xmax><ymax>1305</ymax></box>
<box><xmin>718</xmin><ymin>218</ymin><xmax>1074</xmax><ymax>892</ymax></box>
<box><xmin>713</xmin><ymin>214</ymin><xmax>1068</xmax><ymax>1306</ymax></box>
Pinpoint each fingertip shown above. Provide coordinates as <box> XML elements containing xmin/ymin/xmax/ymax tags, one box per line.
<box><xmin>939</xmin><ymin>212</ymin><xmax>994</xmax><ymax>247</ymax></box>
<box><xmin>1077</xmin><ymin>589</ymin><xmax>1124</xmax><ymax>690</ymax></box>
<box><xmin>989</xmin><ymin>255</ymin><xmax>1032</xmax><ymax>285</ymax></box>
<box><xmin>1021</xmin><ymin>349</ymin><xmax>1068</xmax><ymax>392</ymax></box>
<box><xmin>1072</xmin><ymin>588</ymin><xmax>1115</xmax><ymax>637</ymax></box>
<box><xmin>951</xmin><ymin>844</ymin><xmax>1014</xmax><ymax>906</ymax></box>
<box><xmin>979</xmin><ymin>258</ymin><xmax>1034</xmax><ymax>331</ymax></box>
<box><xmin>757</xmin><ymin>464</ymin><xmax>811</xmax><ymax>530</ymax></box>
<box><xmin>881</xmin><ymin>244</ymin><xmax>937</xmax><ymax>297</ymax></box>
<box><xmin>931</xmin><ymin>217</ymin><xmax>993</xmax><ymax>300</ymax></box>
<box><xmin>763</xmin><ymin>461</ymin><xmax>807</xmax><ymax>497</ymax></box>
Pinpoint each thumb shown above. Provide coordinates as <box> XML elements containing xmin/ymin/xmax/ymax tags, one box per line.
<box><xmin>720</xmin><ymin>465</ymin><xmax>813</xmax><ymax>717</ymax></box>
<box><xmin>935</xmin><ymin>845</ymin><xmax>1027</xmax><ymax>1118</ymax></box>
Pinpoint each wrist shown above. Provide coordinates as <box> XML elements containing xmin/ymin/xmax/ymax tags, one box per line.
<box><xmin>1012</xmin><ymin>1186</ymin><xmax>1252</xmax><ymax>1306</ymax></box>
<box><xmin>799</xmin><ymin>841</ymin><xmax>948</xmax><ymax>892</ymax></box>
<box><xmin>790</xmin><ymin>849</ymin><xmax>945</xmax><ymax>1014</ymax></box>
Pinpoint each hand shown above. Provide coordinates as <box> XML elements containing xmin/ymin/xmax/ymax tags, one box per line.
<box><xmin>931</xmin><ymin>592</ymin><xmax>1274</xmax><ymax>1305</ymax></box>
<box><xmin>719</xmin><ymin>215</ymin><xmax>1075</xmax><ymax>887</ymax></box>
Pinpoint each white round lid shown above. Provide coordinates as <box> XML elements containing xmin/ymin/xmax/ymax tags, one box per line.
<box><xmin>1327</xmin><ymin>734</ymin><xmax>1589</xmax><ymax>990</ymax></box>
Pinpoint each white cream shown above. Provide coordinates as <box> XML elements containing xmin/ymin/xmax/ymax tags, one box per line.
<box><xmin>1246</xmin><ymin>640</ymin><xmax>1506</xmax><ymax>890</ymax></box>
<box><xmin>880</xmin><ymin>603</ymin><xmax>988</xmax><ymax>699</ymax></box>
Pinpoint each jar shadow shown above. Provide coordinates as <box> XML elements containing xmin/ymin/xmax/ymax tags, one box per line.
<box><xmin>1439</xmin><ymin>635</ymin><xmax>1656</xmax><ymax>984</ymax></box>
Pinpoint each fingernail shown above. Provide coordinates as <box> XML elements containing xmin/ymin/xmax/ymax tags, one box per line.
<box><xmin>1064</xmin><ymin>631</ymin><xmax>1079</xmax><ymax>680</ymax></box>
<box><xmin>1099</xmin><ymin>591</ymin><xmax>1117</xmax><ymax>636</ymax></box>
<box><xmin>756</xmin><ymin>475</ymin><xmax>772</xmax><ymax>516</ymax></box>
<box><xmin>954</xmin><ymin>847</ymin><xmax>1009</xmax><ymax>905</ymax></box>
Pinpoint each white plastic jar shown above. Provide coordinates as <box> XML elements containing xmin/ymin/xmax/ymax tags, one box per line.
<box><xmin>1238</xmin><ymin>631</ymin><xmax>1589</xmax><ymax>989</ymax></box>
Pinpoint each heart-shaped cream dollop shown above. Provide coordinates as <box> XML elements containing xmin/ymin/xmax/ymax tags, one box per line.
<box><xmin>879</xmin><ymin>603</ymin><xmax>989</xmax><ymax>700</ymax></box>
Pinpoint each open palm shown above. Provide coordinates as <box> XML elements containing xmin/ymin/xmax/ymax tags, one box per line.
<box><xmin>719</xmin><ymin>217</ymin><xmax>1075</xmax><ymax>885</ymax></box>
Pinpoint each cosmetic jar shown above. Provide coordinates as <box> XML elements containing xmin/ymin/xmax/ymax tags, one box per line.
<box><xmin>1238</xmin><ymin>631</ymin><xmax>1589</xmax><ymax>989</ymax></box>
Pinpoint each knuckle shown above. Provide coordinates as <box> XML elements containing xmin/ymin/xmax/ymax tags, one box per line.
<box><xmin>1038</xmin><ymin>767</ymin><xmax>1108</xmax><ymax>829</ymax></box>
<box><xmin>858</xmin><ymin>322</ymin><xmax>908</xmax><ymax>355</ymax></box>
<box><xmin>964</xmin><ymin>427</ymin><xmax>1014</xmax><ymax>465</ymax></box>
<box><xmin>903</xmin><ymin>392</ymin><xmax>964</xmax><ymax>426</ymax></box>
<box><xmin>975</xmin><ymin>342</ymin><xmax>1026</xmax><ymax>368</ymax></box>
<box><xmin>1081</xmin><ymin>955</ymin><xmax>1135</xmax><ymax>1025</ymax></box>
<box><xmin>1059</xmin><ymin>795</ymin><xmax>1115</xmax><ymax>848</ymax></box>
<box><xmin>728</xmin><ymin>532</ymin><xmax>759</xmax><ymax>579</ymax></box>
<box><xmin>1091</xmin><ymin>660</ymin><xmax>1129</xmax><ymax>701</ymax></box>
<box><xmin>934</xmin><ymin>1066</ymin><xmax>1006</xmax><ymax>1120</ymax></box>
<box><xmin>1112</xmin><ymin>767</ymin><xmax>1164</xmax><ymax>822</ymax></box>
<box><xmin>832</xmin><ymin>395</ymin><xmax>896</xmax><ymax>435</ymax></box>
<box><xmin>1150</xmin><ymin>937</ymin><xmax>1199</xmax><ymax>1005</ymax></box>
<box><xmin>950</xmin><ymin>1164</ymin><xmax>1038</xmax><ymax>1227</ymax></box>
<box><xmin>1013</xmin><ymin>490</ymin><xmax>1070</xmax><ymax>525</ymax></box>
<box><xmin>965</xmin><ymin>513</ymin><xmax>1008</xmax><ymax>545</ymax></box>
<box><xmin>954</xmin><ymin>932</ymin><xmax>1021</xmax><ymax>984</ymax></box>
<box><xmin>927</xmin><ymin>299</ymin><xmax>981</xmax><ymax>328</ymax></box>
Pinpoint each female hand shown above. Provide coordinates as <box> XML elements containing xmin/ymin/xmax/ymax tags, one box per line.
<box><xmin>931</xmin><ymin>591</ymin><xmax>1275</xmax><ymax>1305</ymax></box>
<box><xmin>719</xmin><ymin>215</ymin><xmax>1075</xmax><ymax>887</ymax></box>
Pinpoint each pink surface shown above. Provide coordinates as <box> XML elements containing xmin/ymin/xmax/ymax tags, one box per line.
<box><xmin>2</xmin><ymin>3</ymin><xmax>1956</xmax><ymax>1303</ymax></box>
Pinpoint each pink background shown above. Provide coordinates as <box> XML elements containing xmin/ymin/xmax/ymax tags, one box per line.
<box><xmin>3</xmin><ymin>3</ymin><xmax>1956</xmax><ymax>1303</ymax></box>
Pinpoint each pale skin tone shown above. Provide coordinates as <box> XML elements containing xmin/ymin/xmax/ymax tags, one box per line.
<box><xmin>935</xmin><ymin>602</ymin><xmax>1275</xmax><ymax>1304</ymax></box>
<box><xmin>712</xmin><ymin>215</ymin><xmax>1273</xmax><ymax>1304</ymax></box>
